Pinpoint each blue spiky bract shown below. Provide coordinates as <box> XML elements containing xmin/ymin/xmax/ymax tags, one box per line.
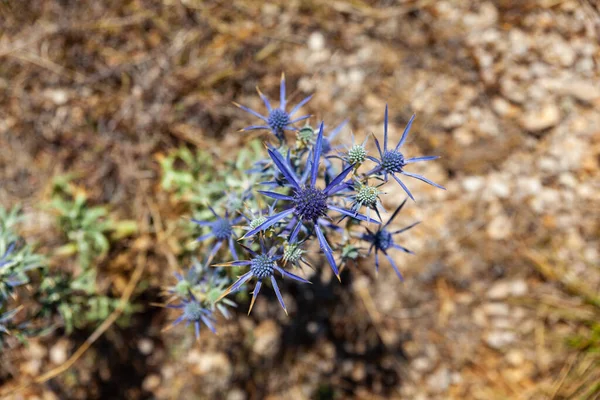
<box><xmin>361</xmin><ymin>199</ymin><xmax>421</xmax><ymax>280</ymax></box>
<box><xmin>367</xmin><ymin>106</ymin><xmax>446</xmax><ymax>201</ymax></box>
<box><xmin>217</xmin><ymin>241</ymin><xmax>310</xmax><ymax>315</ymax></box>
<box><xmin>170</xmin><ymin>296</ymin><xmax>217</xmax><ymax>340</ymax></box>
<box><xmin>234</xmin><ymin>73</ymin><xmax>312</xmax><ymax>141</ymax></box>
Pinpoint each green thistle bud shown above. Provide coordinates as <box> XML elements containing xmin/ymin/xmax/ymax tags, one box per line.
<box><xmin>341</xmin><ymin>244</ymin><xmax>360</xmax><ymax>261</ymax></box>
<box><xmin>356</xmin><ymin>185</ymin><xmax>380</xmax><ymax>208</ymax></box>
<box><xmin>296</xmin><ymin>124</ymin><xmax>315</xmax><ymax>149</ymax></box>
<box><xmin>347</xmin><ymin>144</ymin><xmax>367</xmax><ymax>165</ymax></box>
<box><xmin>249</xmin><ymin>216</ymin><xmax>267</xmax><ymax>230</ymax></box>
<box><xmin>283</xmin><ymin>242</ymin><xmax>305</xmax><ymax>264</ymax></box>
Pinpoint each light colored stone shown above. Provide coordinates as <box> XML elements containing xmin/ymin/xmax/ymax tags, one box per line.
<box><xmin>520</xmin><ymin>103</ymin><xmax>561</xmax><ymax>132</ymax></box>
<box><xmin>142</xmin><ymin>374</ymin><xmax>161</xmax><ymax>391</ymax></box>
<box><xmin>487</xmin><ymin>280</ymin><xmax>528</xmax><ymax>299</ymax></box>
<box><xmin>510</xmin><ymin>280</ymin><xmax>527</xmax><ymax>296</ymax></box>
<box><xmin>188</xmin><ymin>350</ymin><xmax>232</xmax><ymax>382</ymax></box>
<box><xmin>413</xmin><ymin>357</ymin><xmax>434</xmax><ymax>373</ymax></box>
<box><xmin>483</xmin><ymin>302</ymin><xmax>510</xmax><ymax>316</ymax></box>
<box><xmin>308</xmin><ymin>32</ymin><xmax>325</xmax><ymax>51</ymax></box>
<box><xmin>487</xmin><ymin>281</ymin><xmax>511</xmax><ymax>299</ymax></box>
<box><xmin>516</xmin><ymin>177</ymin><xmax>542</xmax><ymax>197</ymax></box>
<box><xmin>426</xmin><ymin>366</ymin><xmax>451</xmax><ymax>393</ymax></box>
<box><xmin>559</xmin><ymin>80</ymin><xmax>600</xmax><ymax>103</ymax></box>
<box><xmin>487</xmin><ymin>214</ymin><xmax>512</xmax><ymax>239</ymax></box>
<box><xmin>441</xmin><ymin>113</ymin><xmax>466</xmax><ymax>129</ymax></box>
<box><xmin>44</xmin><ymin>89</ymin><xmax>69</xmax><ymax>105</ymax></box>
<box><xmin>506</xmin><ymin>349</ymin><xmax>525</xmax><ymax>366</ymax></box>
<box><xmin>138</xmin><ymin>338</ymin><xmax>154</xmax><ymax>355</ymax></box>
<box><xmin>227</xmin><ymin>389</ymin><xmax>247</xmax><ymax>400</ymax></box>
<box><xmin>252</xmin><ymin>320</ymin><xmax>281</xmax><ymax>358</ymax></box>
<box><xmin>485</xmin><ymin>331</ymin><xmax>517</xmax><ymax>349</ymax></box>
<box><xmin>462</xmin><ymin>176</ymin><xmax>485</xmax><ymax>192</ymax></box>
<box><xmin>491</xmin><ymin>97</ymin><xmax>512</xmax><ymax>116</ymax></box>
<box><xmin>49</xmin><ymin>339</ymin><xmax>69</xmax><ymax>365</ymax></box>
<box><xmin>489</xmin><ymin>179</ymin><xmax>510</xmax><ymax>199</ymax></box>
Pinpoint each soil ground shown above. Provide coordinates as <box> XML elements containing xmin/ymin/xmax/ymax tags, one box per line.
<box><xmin>1</xmin><ymin>1</ymin><xmax>599</xmax><ymax>399</ymax></box>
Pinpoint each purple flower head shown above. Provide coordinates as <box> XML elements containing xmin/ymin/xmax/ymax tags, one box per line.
<box><xmin>243</xmin><ymin>122</ymin><xmax>380</xmax><ymax>280</ymax></box>
<box><xmin>168</xmin><ymin>293</ymin><xmax>217</xmax><ymax>340</ymax></box>
<box><xmin>366</xmin><ymin>105</ymin><xmax>445</xmax><ymax>201</ymax></box>
<box><xmin>360</xmin><ymin>199</ymin><xmax>420</xmax><ymax>280</ymax></box>
<box><xmin>215</xmin><ymin>239</ymin><xmax>310</xmax><ymax>315</ymax></box>
<box><xmin>234</xmin><ymin>73</ymin><xmax>312</xmax><ymax>141</ymax></box>
<box><xmin>192</xmin><ymin>206</ymin><xmax>243</xmax><ymax>262</ymax></box>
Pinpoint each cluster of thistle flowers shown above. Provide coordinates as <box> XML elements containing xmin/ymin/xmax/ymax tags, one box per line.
<box><xmin>167</xmin><ymin>75</ymin><xmax>445</xmax><ymax>340</ymax></box>
<box><xmin>0</xmin><ymin>207</ymin><xmax>43</xmax><ymax>343</ymax></box>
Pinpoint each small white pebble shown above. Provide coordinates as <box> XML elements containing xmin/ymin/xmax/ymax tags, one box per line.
<box><xmin>308</xmin><ymin>32</ymin><xmax>325</xmax><ymax>51</ymax></box>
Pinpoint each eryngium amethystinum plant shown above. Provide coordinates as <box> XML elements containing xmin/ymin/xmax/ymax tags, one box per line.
<box><xmin>164</xmin><ymin>76</ymin><xmax>444</xmax><ymax>340</ymax></box>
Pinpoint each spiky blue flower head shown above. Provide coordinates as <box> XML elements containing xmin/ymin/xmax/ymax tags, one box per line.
<box><xmin>366</xmin><ymin>105</ymin><xmax>445</xmax><ymax>201</ymax></box>
<box><xmin>215</xmin><ymin>239</ymin><xmax>310</xmax><ymax>315</ymax></box>
<box><xmin>293</xmin><ymin>186</ymin><xmax>328</xmax><ymax>222</ymax></box>
<box><xmin>168</xmin><ymin>293</ymin><xmax>216</xmax><ymax>340</ymax></box>
<box><xmin>192</xmin><ymin>206</ymin><xmax>243</xmax><ymax>261</ymax></box>
<box><xmin>243</xmin><ymin>122</ymin><xmax>380</xmax><ymax>280</ymax></box>
<box><xmin>234</xmin><ymin>73</ymin><xmax>313</xmax><ymax>141</ymax></box>
<box><xmin>168</xmin><ymin>259</ymin><xmax>236</xmax><ymax>322</ymax></box>
<box><xmin>250</xmin><ymin>254</ymin><xmax>275</xmax><ymax>279</ymax></box>
<box><xmin>360</xmin><ymin>199</ymin><xmax>420</xmax><ymax>280</ymax></box>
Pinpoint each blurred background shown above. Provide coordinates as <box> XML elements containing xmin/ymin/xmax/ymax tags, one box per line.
<box><xmin>1</xmin><ymin>1</ymin><xmax>599</xmax><ymax>399</ymax></box>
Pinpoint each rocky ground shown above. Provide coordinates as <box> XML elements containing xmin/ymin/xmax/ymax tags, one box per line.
<box><xmin>1</xmin><ymin>1</ymin><xmax>599</xmax><ymax>399</ymax></box>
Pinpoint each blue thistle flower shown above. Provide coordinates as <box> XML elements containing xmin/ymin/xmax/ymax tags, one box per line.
<box><xmin>168</xmin><ymin>259</ymin><xmax>237</xmax><ymax>321</ymax></box>
<box><xmin>168</xmin><ymin>293</ymin><xmax>217</xmax><ymax>340</ymax></box>
<box><xmin>215</xmin><ymin>239</ymin><xmax>310</xmax><ymax>315</ymax></box>
<box><xmin>360</xmin><ymin>199</ymin><xmax>420</xmax><ymax>280</ymax></box>
<box><xmin>243</xmin><ymin>122</ymin><xmax>379</xmax><ymax>280</ymax></box>
<box><xmin>233</xmin><ymin>73</ymin><xmax>312</xmax><ymax>141</ymax></box>
<box><xmin>367</xmin><ymin>105</ymin><xmax>445</xmax><ymax>201</ymax></box>
<box><xmin>192</xmin><ymin>206</ymin><xmax>243</xmax><ymax>261</ymax></box>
